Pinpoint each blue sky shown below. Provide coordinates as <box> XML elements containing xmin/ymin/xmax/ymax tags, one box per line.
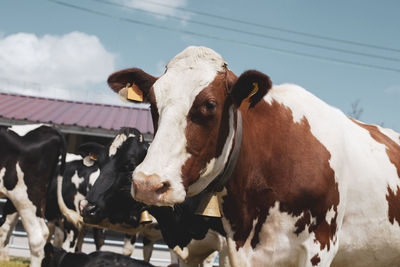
<box><xmin>1</xmin><ymin>0</ymin><xmax>399</xmax><ymax>131</ymax></box>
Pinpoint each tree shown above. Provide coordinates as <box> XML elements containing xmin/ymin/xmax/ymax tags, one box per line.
<box><xmin>348</xmin><ymin>99</ymin><xmax>363</xmax><ymax>120</ymax></box>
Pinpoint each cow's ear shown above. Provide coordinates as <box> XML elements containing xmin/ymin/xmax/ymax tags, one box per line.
<box><xmin>230</xmin><ymin>70</ymin><xmax>272</xmax><ymax>109</ymax></box>
<box><xmin>107</xmin><ymin>68</ymin><xmax>157</xmax><ymax>103</ymax></box>
<box><xmin>78</xmin><ymin>143</ymin><xmax>107</xmax><ymax>166</ymax></box>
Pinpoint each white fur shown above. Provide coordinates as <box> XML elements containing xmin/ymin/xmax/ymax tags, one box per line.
<box><xmin>71</xmin><ymin>171</ymin><xmax>84</xmax><ymax>190</ymax></box>
<box><xmin>8</xmin><ymin>124</ymin><xmax>45</xmax><ymax>136</ymax></box>
<box><xmin>219</xmin><ymin>83</ymin><xmax>400</xmax><ymax>266</ymax></box>
<box><xmin>57</xmin><ymin>174</ymin><xmax>83</xmax><ymax>229</ymax></box>
<box><xmin>83</xmin><ymin>156</ymin><xmax>95</xmax><ymax>167</ymax></box>
<box><xmin>66</xmin><ymin>153</ymin><xmax>82</xmax><ymax>163</ymax></box>
<box><xmin>0</xmin><ymin>212</ymin><xmax>19</xmax><ymax>262</ymax></box>
<box><xmin>132</xmin><ymin>46</ymin><xmax>400</xmax><ymax>266</ymax></box>
<box><xmin>133</xmin><ymin>46</ymin><xmax>227</xmax><ymax>204</ymax></box>
<box><xmin>88</xmin><ymin>169</ymin><xmax>100</xmax><ymax>187</ymax></box>
<box><xmin>109</xmin><ymin>133</ymin><xmax>136</xmax><ymax>156</ymax></box>
<box><xmin>6</xmin><ymin>163</ymin><xmax>49</xmax><ymax>267</ymax></box>
<box><xmin>173</xmin><ymin>229</ymin><xmax>228</xmax><ymax>267</ymax></box>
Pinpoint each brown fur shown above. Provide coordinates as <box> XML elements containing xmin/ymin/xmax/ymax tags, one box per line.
<box><xmin>311</xmin><ymin>254</ymin><xmax>321</xmax><ymax>266</ymax></box>
<box><xmin>182</xmin><ymin>73</ymin><xmax>232</xmax><ymax>189</ymax></box>
<box><xmin>222</xmin><ymin>100</ymin><xmax>339</xmax><ymax>250</ymax></box>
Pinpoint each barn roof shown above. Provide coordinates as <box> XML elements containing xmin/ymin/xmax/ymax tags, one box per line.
<box><xmin>0</xmin><ymin>93</ymin><xmax>153</xmax><ymax>138</ymax></box>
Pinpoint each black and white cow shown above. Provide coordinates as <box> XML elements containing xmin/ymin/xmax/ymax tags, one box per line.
<box><xmin>0</xmin><ymin>151</ymin><xmax>105</xmax><ymax>262</ymax></box>
<box><xmin>0</xmin><ymin>124</ymin><xmax>66</xmax><ymax>267</ymax></box>
<box><xmin>78</xmin><ymin>128</ymin><xmax>164</xmax><ymax>262</ymax></box>
<box><xmin>48</xmin><ymin>151</ymin><xmax>105</xmax><ymax>252</ymax></box>
<box><xmin>41</xmin><ymin>242</ymin><xmax>155</xmax><ymax>267</ymax></box>
<box><xmin>80</xmin><ymin>128</ymin><xmax>228</xmax><ymax>267</ymax></box>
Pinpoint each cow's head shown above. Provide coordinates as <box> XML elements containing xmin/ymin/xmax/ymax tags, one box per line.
<box><xmin>108</xmin><ymin>46</ymin><xmax>271</xmax><ymax>206</ymax></box>
<box><xmin>80</xmin><ymin>128</ymin><xmax>149</xmax><ymax>226</ymax></box>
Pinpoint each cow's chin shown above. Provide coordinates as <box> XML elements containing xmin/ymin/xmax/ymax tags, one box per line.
<box><xmin>131</xmin><ymin>184</ymin><xmax>186</xmax><ymax>207</ymax></box>
<box><xmin>82</xmin><ymin>214</ymin><xmax>103</xmax><ymax>225</ymax></box>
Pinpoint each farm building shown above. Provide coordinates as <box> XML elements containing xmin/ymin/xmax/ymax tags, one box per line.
<box><xmin>0</xmin><ymin>92</ymin><xmax>154</xmax><ymax>152</ymax></box>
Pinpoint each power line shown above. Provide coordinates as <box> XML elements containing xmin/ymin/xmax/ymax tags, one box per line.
<box><xmin>92</xmin><ymin>0</ymin><xmax>399</xmax><ymax>62</ymax></box>
<box><xmin>127</xmin><ymin>0</ymin><xmax>400</xmax><ymax>54</ymax></box>
<box><xmin>46</xmin><ymin>0</ymin><xmax>400</xmax><ymax>73</ymax></box>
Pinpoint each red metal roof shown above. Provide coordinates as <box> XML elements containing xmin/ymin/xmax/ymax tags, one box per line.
<box><xmin>0</xmin><ymin>93</ymin><xmax>154</xmax><ymax>134</ymax></box>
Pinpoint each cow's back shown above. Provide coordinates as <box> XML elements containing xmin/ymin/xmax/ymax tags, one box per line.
<box><xmin>267</xmin><ymin>84</ymin><xmax>400</xmax><ymax>266</ymax></box>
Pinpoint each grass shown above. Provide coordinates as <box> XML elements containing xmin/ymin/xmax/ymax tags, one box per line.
<box><xmin>1</xmin><ymin>257</ymin><xmax>30</xmax><ymax>267</ymax></box>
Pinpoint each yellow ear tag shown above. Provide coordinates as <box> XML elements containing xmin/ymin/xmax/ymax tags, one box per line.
<box><xmin>89</xmin><ymin>154</ymin><xmax>98</xmax><ymax>161</ymax></box>
<box><xmin>249</xmin><ymin>82</ymin><xmax>259</xmax><ymax>98</ymax></box>
<box><xmin>127</xmin><ymin>83</ymin><xmax>143</xmax><ymax>102</ymax></box>
<box><xmin>241</xmin><ymin>82</ymin><xmax>259</xmax><ymax>110</ymax></box>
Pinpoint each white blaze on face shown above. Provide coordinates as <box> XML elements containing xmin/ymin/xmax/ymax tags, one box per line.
<box><xmin>66</xmin><ymin>153</ymin><xmax>82</xmax><ymax>163</ymax></box>
<box><xmin>133</xmin><ymin>46</ymin><xmax>227</xmax><ymax>202</ymax></box>
<box><xmin>109</xmin><ymin>133</ymin><xmax>136</xmax><ymax>156</ymax></box>
<box><xmin>8</xmin><ymin>124</ymin><xmax>45</xmax><ymax>136</ymax></box>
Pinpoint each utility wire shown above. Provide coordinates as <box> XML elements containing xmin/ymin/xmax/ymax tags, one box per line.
<box><xmin>47</xmin><ymin>0</ymin><xmax>400</xmax><ymax>73</ymax></box>
<box><xmin>92</xmin><ymin>0</ymin><xmax>399</xmax><ymax>62</ymax></box>
<box><xmin>123</xmin><ymin>0</ymin><xmax>400</xmax><ymax>54</ymax></box>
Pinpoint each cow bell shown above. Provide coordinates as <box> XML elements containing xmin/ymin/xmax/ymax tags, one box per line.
<box><xmin>195</xmin><ymin>193</ymin><xmax>221</xmax><ymax>218</ymax></box>
<box><xmin>139</xmin><ymin>210</ymin><xmax>153</xmax><ymax>224</ymax></box>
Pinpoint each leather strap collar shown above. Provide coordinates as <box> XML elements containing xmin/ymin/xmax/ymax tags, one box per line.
<box><xmin>206</xmin><ymin>109</ymin><xmax>242</xmax><ymax>193</ymax></box>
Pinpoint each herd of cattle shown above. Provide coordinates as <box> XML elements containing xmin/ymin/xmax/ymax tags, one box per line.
<box><xmin>0</xmin><ymin>46</ymin><xmax>400</xmax><ymax>267</ymax></box>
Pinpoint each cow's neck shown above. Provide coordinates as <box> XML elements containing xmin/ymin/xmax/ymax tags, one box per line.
<box><xmin>206</xmin><ymin>109</ymin><xmax>243</xmax><ymax>193</ymax></box>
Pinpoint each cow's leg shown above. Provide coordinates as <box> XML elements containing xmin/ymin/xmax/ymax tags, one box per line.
<box><xmin>46</xmin><ymin>220</ymin><xmax>56</xmax><ymax>243</ymax></box>
<box><xmin>52</xmin><ymin>225</ymin><xmax>65</xmax><ymax>247</ymax></box>
<box><xmin>62</xmin><ymin>229</ymin><xmax>76</xmax><ymax>252</ymax></box>
<box><xmin>92</xmin><ymin>228</ymin><xmax>105</xmax><ymax>251</ymax></box>
<box><xmin>122</xmin><ymin>234</ymin><xmax>136</xmax><ymax>256</ymax></box>
<box><xmin>142</xmin><ymin>236</ymin><xmax>154</xmax><ymax>262</ymax></box>
<box><xmin>0</xmin><ymin>212</ymin><xmax>19</xmax><ymax>262</ymax></box>
<box><xmin>17</xmin><ymin>207</ymin><xmax>48</xmax><ymax>267</ymax></box>
<box><xmin>200</xmin><ymin>251</ymin><xmax>218</xmax><ymax>267</ymax></box>
<box><xmin>299</xmin><ymin>235</ymin><xmax>339</xmax><ymax>267</ymax></box>
<box><xmin>218</xmin><ymin>242</ymin><xmax>230</xmax><ymax>267</ymax></box>
<box><xmin>74</xmin><ymin>226</ymin><xmax>87</xmax><ymax>252</ymax></box>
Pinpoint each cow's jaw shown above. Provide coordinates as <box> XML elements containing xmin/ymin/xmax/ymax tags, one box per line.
<box><xmin>187</xmin><ymin>107</ymin><xmax>236</xmax><ymax>195</ymax></box>
<box><xmin>131</xmin><ymin>46</ymin><xmax>228</xmax><ymax>206</ymax></box>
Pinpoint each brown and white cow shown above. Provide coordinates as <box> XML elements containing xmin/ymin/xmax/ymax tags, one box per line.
<box><xmin>107</xmin><ymin>46</ymin><xmax>400</xmax><ymax>267</ymax></box>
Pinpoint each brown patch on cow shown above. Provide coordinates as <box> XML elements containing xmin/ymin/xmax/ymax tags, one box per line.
<box><xmin>181</xmin><ymin>72</ymin><xmax>232</xmax><ymax>189</ymax></box>
<box><xmin>386</xmin><ymin>186</ymin><xmax>400</xmax><ymax>225</ymax></box>
<box><xmin>222</xmin><ymin>100</ymin><xmax>339</xmax><ymax>251</ymax></box>
<box><xmin>351</xmin><ymin>119</ymin><xmax>400</xmax><ymax>225</ymax></box>
<box><xmin>351</xmin><ymin>119</ymin><xmax>400</xmax><ymax>177</ymax></box>
<box><xmin>311</xmin><ymin>254</ymin><xmax>321</xmax><ymax>266</ymax></box>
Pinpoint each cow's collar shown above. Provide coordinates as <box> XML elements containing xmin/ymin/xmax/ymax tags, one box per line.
<box><xmin>206</xmin><ymin>109</ymin><xmax>242</xmax><ymax>193</ymax></box>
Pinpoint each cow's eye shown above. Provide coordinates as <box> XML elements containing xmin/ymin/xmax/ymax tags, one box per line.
<box><xmin>204</xmin><ymin>100</ymin><xmax>217</xmax><ymax>112</ymax></box>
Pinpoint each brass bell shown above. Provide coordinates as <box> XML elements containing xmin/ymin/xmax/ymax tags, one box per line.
<box><xmin>139</xmin><ymin>210</ymin><xmax>153</xmax><ymax>224</ymax></box>
<box><xmin>195</xmin><ymin>193</ymin><xmax>221</xmax><ymax>218</ymax></box>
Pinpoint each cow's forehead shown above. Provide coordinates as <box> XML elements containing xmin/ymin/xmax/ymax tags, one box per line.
<box><xmin>153</xmin><ymin>46</ymin><xmax>227</xmax><ymax>111</ymax></box>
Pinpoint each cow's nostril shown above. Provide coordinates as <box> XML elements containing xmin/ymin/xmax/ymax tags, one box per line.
<box><xmin>155</xmin><ymin>181</ymin><xmax>170</xmax><ymax>195</ymax></box>
<box><xmin>82</xmin><ymin>203</ymin><xmax>98</xmax><ymax>218</ymax></box>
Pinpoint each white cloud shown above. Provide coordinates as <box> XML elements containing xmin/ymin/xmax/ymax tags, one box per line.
<box><xmin>119</xmin><ymin>0</ymin><xmax>190</xmax><ymax>20</ymax></box>
<box><xmin>385</xmin><ymin>85</ymin><xmax>400</xmax><ymax>95</ymax></box>
<box><xmin>0</xmin><ymin>32</ymin><xmax>116</xmax><ymax>103</ymax></box>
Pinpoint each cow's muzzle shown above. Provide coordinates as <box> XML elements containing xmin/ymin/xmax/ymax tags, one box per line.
<box><xmin>80</xmin><ymin>200</ymin><xmax>101</xmax><ymax>224</ymax></box>
<box><xmin>131</xmin><ymin>172</ymin><xmax>171</xmax><ymax>205</ymax></box>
